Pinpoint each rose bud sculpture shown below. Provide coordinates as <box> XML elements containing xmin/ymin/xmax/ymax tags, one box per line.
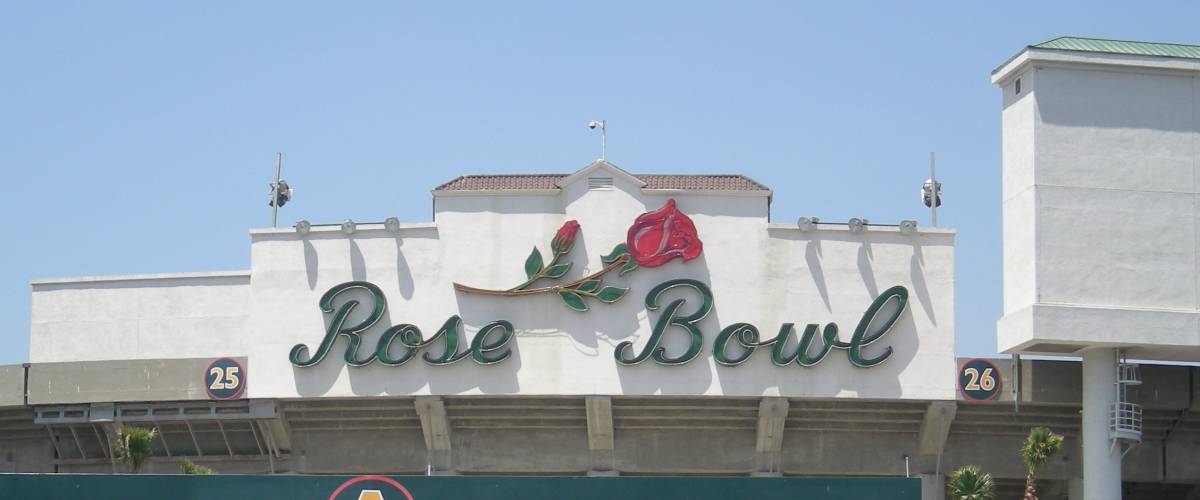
<box><xmin>511</xmin><ymin>220</ymin><xmax>580</xmax><ymax>292</ymax></box>
<box><xmin>626</xmin><ymin>198</ymin><xmax>703</xmax><ymax>267</ymax></box>
<box><xmin>551</xmin><ymin>220</ymin><xmax>580</xmax><ymax>255</ymax></box>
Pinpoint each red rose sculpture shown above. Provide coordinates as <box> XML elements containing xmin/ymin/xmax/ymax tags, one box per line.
<box><xmin>626</xmin><ymin>198</ymin><xmax>703</xmax><ymax>267</ymax></box>
<box><xmin>551</xmin><ymin>220</ymin><xmax>580</xmax><ymax>255</ymax></box>
<box><xmin>454</xmin><ymin>201</ymin><xmax>704</xmax><ymax>311</ymax></box>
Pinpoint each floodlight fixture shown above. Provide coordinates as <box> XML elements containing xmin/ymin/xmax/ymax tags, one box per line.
<box><xmin>294</xmin><ymin>219</ymin><xmax>311</xmax><ymax>236</ymax></box>
<box><xmin>797</xmin><ymin>216</ymin><xmax>819</xmax><ymax>232</ymax></box>
<box><xmin>899</xmin><ymin>220</ymin><xmax>918</xmax><ymax>235</ymax></box>
<box><xmin>848</xmin><ymin>218</ymin><xmax>868</xmax><ymax>233</ymax></box>
<box><xmin>921</xmin><ymin>179</ymin><xmax>942</xmax><ymax>208</ymax></box>
<box><xmin>385</xmin><ymin>217</ymin><xmax>402</xmax><ymax>233</ymax></box>
<box><xmin>269</xmin><ymin>179</ymin><xmax>292</xmax><ymax>208</ymax></box>
<box><xmin>341</xmin><ymin>219</ymin><xmax>356</xmax><ymax>235</ymax></box>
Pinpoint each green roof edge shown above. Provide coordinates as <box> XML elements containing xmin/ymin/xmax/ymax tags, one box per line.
<box><xmin>993</xmin><ymin>36</ymin><xmax>1200</xmax><ymax>76</ymax></box>
<box><xmin>1033</xmin><ymin>35</ymin><xmax>1200</xmax><ymax>51</ymax></box>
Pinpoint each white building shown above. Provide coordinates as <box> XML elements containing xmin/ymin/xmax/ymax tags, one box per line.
<box><xmin>994</xmin><ymin>36</ymin><xmax>1200</xmax><ymax>500</ymax></box>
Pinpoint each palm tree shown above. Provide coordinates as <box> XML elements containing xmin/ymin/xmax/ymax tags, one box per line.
<box><xmin>1020</xmin><ymin>427</ymin><xmax>1064</xmax><ymax>500</ymax></box>
<box><xmin>180</xmin><ymin>458</ymin><xmax>214</xmax><ymax>475</ymax></box>
<box><xmin>113</xmin><ymin>426</ymin><xmax>158</xmax><ymax>473</ymax></box>
<box><xmin>946</xmin><ymin>465</ymin><xmax>995</xmax><ymax>500</ymax></box>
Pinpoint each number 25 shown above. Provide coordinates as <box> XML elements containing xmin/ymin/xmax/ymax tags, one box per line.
<box><xmin>209</xmin><ymin>366</ymin><xmax>240</xmax><ymax>390</ymax></box>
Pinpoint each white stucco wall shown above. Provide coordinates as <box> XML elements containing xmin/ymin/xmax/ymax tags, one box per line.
<box><xmin>244</xmin><ymin>166</ymin><xmax>955</xmax><ymax>400</ymax></box>
<box><xmin>994</xmin><ymin>50</ymin><xmax>1200</xmax><ymax>358</ymax></box>
<box><xmin>1001</xmin><ymin>66</ymin><xmax>1037</xmax><ymax>318</ymax></box>
<box><xmin>26</xmin><ymin>163</ymin><xmax>956</xmax><ymax>400</ymax></box>
<box><xmin>29</xmin><ymin>272</ymin><xmax>251</xmax><ymax>362</ymax></box>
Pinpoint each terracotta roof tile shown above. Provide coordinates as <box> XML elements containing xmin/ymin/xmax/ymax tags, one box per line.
<box><xmin>637</xmin><ymin>174</ymin><xmax>769</xmax><ymax>191</ymax></box>
<box><xmin>435</xmin><ymin>173</ymin><xmax>769</xmax><ymax>192</ymax></box>
<box><xmin>434</xmin><ymin>174</ymin><xmax>565</xmax><ymax>191</ymax></box>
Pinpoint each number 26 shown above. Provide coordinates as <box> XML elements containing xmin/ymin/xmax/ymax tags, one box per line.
<box><xmin>963</xmin><ymin>367</ymin><xmax>996</xmax><ymax>392</ymax></box>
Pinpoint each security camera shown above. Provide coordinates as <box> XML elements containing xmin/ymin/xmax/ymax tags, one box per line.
<box><xmin>588</xmin><ymin>120</ymin><xmax>600</xmax><ymax>129</ymax></box>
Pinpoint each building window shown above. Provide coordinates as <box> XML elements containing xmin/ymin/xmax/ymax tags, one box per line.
<box><xmin>1015</xmin><ymin>78</ymin><xmax>1021</xmax><ymax>95</ymax></box>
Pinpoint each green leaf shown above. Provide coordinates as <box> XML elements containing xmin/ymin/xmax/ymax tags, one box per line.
<box><xmin>595</xmin><ymin>286</ymin><xmax>628</xmax><ymax>303</ymax></box>
<box><xmin>524</xmin><ymin>247</ymin><xmax>544</xmax><ymax>279</ymax></box>
<box><xmin>543</xmin><ymin>263</ymin><xmax>571</xmax><ymax>279</ymax></box>
<box><xmin>601</xmin><ymin>243</ymin><xmax>629</xmax><ymax>264</ymax></box>
<box><xmin>558</xmin><ymin>290</ymin><xmax>588</xmax><ymax>311</ymax></box>
<box><xmin>619</xmin><ymin>260</ymin><xmax>639</xmax><ymax>276</ymax></box>
<box><xmin>575</xmin><ymin>279</ymin><xmax>602</xmax><ymax>293</ymax></box>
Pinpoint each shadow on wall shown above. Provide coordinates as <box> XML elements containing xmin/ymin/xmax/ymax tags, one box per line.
<box><xmin>857</xmin><ymin>240</ymin><xmax>879</xmax><ymax>299</ymax></box>
<box><xmin>910</xmin><ymin>244</ymin><xmax>936</xmax><ymax>326</ymax></box>
<box><xmin>350</xmin><ymin>240</ymin><xmax>366</xmax><ymax>282</ymax></box>
<box><xmin>806</xmin><ymin>238</ymin><xmax>832</xmax><ymax>312</ymax></box>
<box><xmin>395</xmin><ymin>238</ymin><xmax>414</xmax><ymax>299</ymax></box>
<box><xmin>302</xmin><ymin>229</ymin><xmax>435</xmax><ymax>296</ymax></box>
<box><xmin>740</xmin><ymin>228</ymin><xmax>943</xmax><ymax>398</ymax></box>
<box><xmin>303</xmin><ymin>240</ymin><xmax>319</xmax><ymax>290</ymax></box>
<box><xmin>770</xmin><ymin>227</ymin><xmax>943</xmax><ymax>329</ymax></box>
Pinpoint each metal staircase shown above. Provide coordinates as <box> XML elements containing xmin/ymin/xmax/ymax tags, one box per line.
<box><xmin>1110</xmin><ymin>355</ymin><xmax>1142</xmax><ymax>456</ymax></box>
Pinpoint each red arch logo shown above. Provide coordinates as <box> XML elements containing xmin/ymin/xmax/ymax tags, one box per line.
<box><xmin>328</xmin><ymin>476</ymin><xmax>414</xmax><ymax>500</ymax></box>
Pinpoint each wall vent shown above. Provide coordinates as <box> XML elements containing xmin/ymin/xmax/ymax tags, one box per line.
<box><xmin>588</xmin><ymin>177</ymin><xmax>614</xmax><ymax>190</ymax></box>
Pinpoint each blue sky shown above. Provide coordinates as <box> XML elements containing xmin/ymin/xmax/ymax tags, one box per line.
<box><xmin>2</xmin><ymin>2</ymin><xmax>1198</xmax><ymax>364</ymax></box>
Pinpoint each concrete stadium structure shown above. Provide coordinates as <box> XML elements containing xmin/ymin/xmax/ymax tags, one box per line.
<box><xmin>1</xmin><ymin>36</ymin><xmax>1200</xmax><ymax>500</ymax></box>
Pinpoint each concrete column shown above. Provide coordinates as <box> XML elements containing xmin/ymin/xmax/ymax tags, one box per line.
<box><xmin>919</xmin><ymin>474</ymin><xmax>944</xmax><ymax>500</ymax></box>
<box><xmin>1068</xmin><ymin>477</ymin><xmax>1084</xmax><ymax>500</ymax></box>
<box><xmin>1082</xmin><ymin>348</ymin><xmax>1121</xmax><ymax>500</ymax></box>
<box><xmin>915</xmin><ymin>401</ymin><xmax>956</xmax><ymax>474</ymax></box>
<box><xmin>585</xmin><ymin>396</ymin><xmax>616</xmax><ymax>476</ymax></box>
<box><xmin>414</xmin><ymin>396</ymin><xmax>454</xmax><ymax>475</ymax></box>
<box><xmin>752</xmin><ymin>397</ymin><xmax>788</xmax><ymax>476</ymax></box>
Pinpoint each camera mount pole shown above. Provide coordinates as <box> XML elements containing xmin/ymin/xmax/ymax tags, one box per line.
<box><xmin>929</xmin><ymin>152</ymin><xmax>937</xmax><ymax>227</ymax></box>
<box><xmin>599</xmin><ymin>120</ymin><xmax>607</xmax><ymax>161</ymax></box>
<box><xmin>271</xmin><ymin>152</ymin><xmax>282</xmax><ymax>228</ymax></box>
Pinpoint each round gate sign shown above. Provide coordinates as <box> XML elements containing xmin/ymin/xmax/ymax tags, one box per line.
<box><xmin>204</xmin><ymin>357</ymin><xmax>246</xmax><ymax>400</ymax></box>
<box><xmin>328</xmin><ymin>475</ymin><xmax>414</xmax><ymax>500</ymax></box>
<box><xmin>958</xmin><ymin>358</ymin><xmax>1002</xmax><ymax>402</ymax></box>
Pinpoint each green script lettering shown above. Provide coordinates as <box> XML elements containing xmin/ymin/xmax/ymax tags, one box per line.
<box><xmin>615</xmin><ymin>279</ymin><xmax>713</xmax><ymax>365</ymax></box>
<box><xmin>289</xmin><ymin>281</ymin><xmax>385</xmax><ymax>367</ymax></box>
<box><xmin>291</xmin><ymin>280</ymin><xmax>908</xmax><ymax>370</ymax></box>
<box><xmin>841</xmin><ymin>285</ymin><xmax>908</xmax><ymax>367</ymax></box>
<box><xmin>290</xmin><ymin>282</ymin><xmax>514</xmax><ymax>368</ymax></box>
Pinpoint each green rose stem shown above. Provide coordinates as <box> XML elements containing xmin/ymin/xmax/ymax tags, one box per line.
<box><xmin>454</xmin><ymin>255</ymin><xmax>629</xmax><ymax>297</ymax></box>
<box><xmin>507</xmin><ymin>249</ymin><xmax>570</xmax><ymax>292</ymax></box>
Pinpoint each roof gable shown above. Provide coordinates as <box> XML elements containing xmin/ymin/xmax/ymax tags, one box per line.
<box><xmin>431</xmin><ymin>163</ymin><xmax>772</xmax><ymax>195</ymax></box>
<box><xmin>555</xmin><ymin>160</ymin><xmax>646</xmax><ymax>189</ymax></box>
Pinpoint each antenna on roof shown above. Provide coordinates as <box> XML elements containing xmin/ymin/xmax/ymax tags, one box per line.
<box><xmin>268</xmin><ymin>152</ymin><xmax>292</xmax><ymax>228</ymax></box>
<box><xmin>588</xmin><ymin>120</ymin><xmax>607</xmax><ymax>161</ymax></box>
<box><xmin>921</xmin><ymin>152</ymin><xmax>942</xmax><ymax>227</ymax></box>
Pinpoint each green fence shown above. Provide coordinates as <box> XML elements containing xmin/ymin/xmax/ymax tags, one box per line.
<box><xmin>0</xmin><ymin>474</ymin><xmax>920</xmax><ymax>499</ymax></box>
